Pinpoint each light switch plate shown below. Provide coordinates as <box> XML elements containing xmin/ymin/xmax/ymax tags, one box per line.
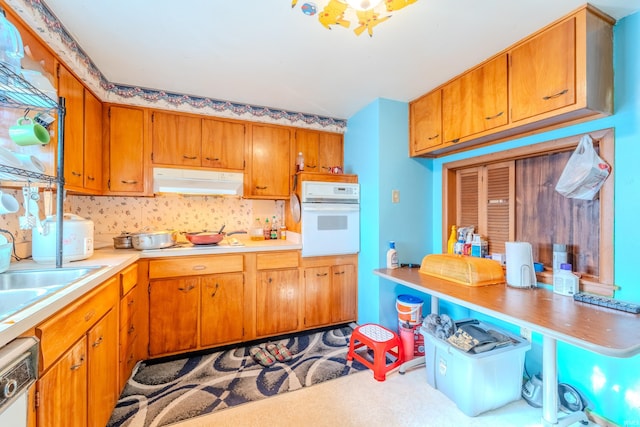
<box><xmin>392</xmin><ymin>189</ymin><xmax>400</xmax><ymax>203</ymax></box>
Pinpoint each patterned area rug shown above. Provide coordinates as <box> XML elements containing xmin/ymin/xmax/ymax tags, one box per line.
<box><xmin>108</xmin><ymin>325</ymin><xmax>369</xmax><ymax>427</ymax></box>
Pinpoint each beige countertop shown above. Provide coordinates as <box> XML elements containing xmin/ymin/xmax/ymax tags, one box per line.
<box><xmin>0</xmin><ymin>237</ymin><xmax>302</xmax><ymax>348</ymax></box>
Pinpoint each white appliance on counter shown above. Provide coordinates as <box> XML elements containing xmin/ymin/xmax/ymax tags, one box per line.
<box><xmin>301</xmin><ymin>181</ymin><xmax>360</xmax><ymax>257</ymax></box>
<box><xmin>32</xmin><ymin>214</ymin><xmax>94</xmax><ymax>263</ymax></box>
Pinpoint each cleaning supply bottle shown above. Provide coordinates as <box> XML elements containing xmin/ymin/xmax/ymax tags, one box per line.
<box><xmin>386</xmin><ymin>241</ymin><xmax>399</xmax><ymax>269</ymax></box>
<box><xmin>447</xmin><ymin>225</ymin><xmax>457</xmax><ymax>254</ymax></box>
<box><xmin>553</xmin><ymin>263</ymin><xmax>579</xmax><ymax>296</ymax></box>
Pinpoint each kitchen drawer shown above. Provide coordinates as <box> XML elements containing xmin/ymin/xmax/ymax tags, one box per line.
<box><xmin>149</xmin><ymin>255</ymin><xmax>243</xmax><ymax>279</ymax></box>
<box><xmin>120</xmin><ymin>263</ymin><xmax>138</xmax><ymax>296</ymax></box>
<box><xmin>256</xmin><ymin>251</ymin><xmax>299</xmax><ymax>270</ymax></box>
<box><xmin>119</xmin><ymin>318</ymin><xmax>138</xmax><ymax>362</ymax></box>
<box><xmin>37</xmin><ymin>277</ymin><xmax>118</xmax><ymax>371</ymax></box>
<box><xmin>120</xmin><ymin>287</ymin><xmax>137</xmax><ymax>327</ymax></box>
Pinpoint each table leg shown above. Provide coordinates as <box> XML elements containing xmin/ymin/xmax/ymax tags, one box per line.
<box><xmin>542</xmin><ymin>335</ymin><xmax>588</xmax><ymax>426</ymax></box>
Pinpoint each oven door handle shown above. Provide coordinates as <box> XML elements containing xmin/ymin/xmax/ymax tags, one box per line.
<box><xmin>302</xmin><ymin>204</ymin><xmax>359</xmax><ymax>212</ymax></box>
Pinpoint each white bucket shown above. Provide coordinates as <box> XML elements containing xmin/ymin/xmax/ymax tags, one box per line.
<box><xmin>396</xmin><ymin>294</ymin><xmax>423</xmax><ymax>324</ymax></box>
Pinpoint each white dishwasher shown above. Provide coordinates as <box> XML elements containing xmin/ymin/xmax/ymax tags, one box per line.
<box><xmin>0</xmin><ymin>337</ymin><xmax>39</xmax><ymax>427</ymax></box>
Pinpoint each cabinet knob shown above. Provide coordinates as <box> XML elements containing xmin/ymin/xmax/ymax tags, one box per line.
<box><xmin>70</xmin><ymin>355</ymin><xmax>85</xmax><ymax>371</ymax></box>
<box><xmin>92</xmin><ymin>336</ymin><xmax>103</xmax><ymax>348</ymax></box>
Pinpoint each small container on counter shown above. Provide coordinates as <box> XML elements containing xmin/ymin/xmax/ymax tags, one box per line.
<box><xmin>113</xmin><ymin>232</ymin><xmax>133</xmax><ymax>249</ymax></box>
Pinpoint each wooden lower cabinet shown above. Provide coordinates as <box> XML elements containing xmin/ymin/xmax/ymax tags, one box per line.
<box><xmin>200</xmin><ymin>273</ymin><xmax>244</xmax><ymax>347</ymax></box>
<box><xmin>256</xmin><ymin>268</ymin><xmax>299</xmax><ymax>337</ymax></box>
<box><xmin>118</xmin><ymin>263</ymin><xmax>140</xmax><ymax>390</ymax></box>
<box><xmin>35</xmin><ymin>277</ymin><xmax>119</xmax><ymax>427</ymax></box>
<box><xmin>302</xmin><ymin>254</ymin><xmax>358</xmax><ymax>328</ymax></box>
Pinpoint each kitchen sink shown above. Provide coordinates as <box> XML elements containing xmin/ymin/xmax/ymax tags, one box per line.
<box><xmin>0</xmin><ymin>266</ymin><xmax>104</xmax><ymax>322</ymax></box>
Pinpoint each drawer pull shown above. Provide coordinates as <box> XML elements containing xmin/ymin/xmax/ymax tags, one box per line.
<box><xmin>427</xmin><ymin>134</ymin><xmax>440</xmax><ymax>141</ymax></box>
<box><xmin>205</xmin><ymin>157</ymin><xmax>220</xmax><ymax>161</ymax></box>
<box><xmin>316</xmin><ymin>272</ymin><xmax>328</xmax><ymax>277</ymax></box>
<box><xmin>128</xmin><ymin>298</ymin><xmax>135</xmax><ymax>306</ymax></box>
<box><xmin>192</xmin><ymin>265</ymin><xmax>207</xmax><ymax>271</ymax></box>
<box><xmin>178</xmin><ymin>284</ymin><xmax>195</xmax><ymax>292</ymax></box>
<box><xmin>70</xmin><ymin>355</ymin><xmax>85</xmax><ymax>371</ymax></box>
<box><xmin>183</xmin><ymin>155</ymin><xmax>198</xmax><ymax>160</ymax></box>
<box><xmin>71</xmin><ymin>171</ymin><xmax>82</xmax><ymax>177</ymax></box>
<box><xmin>542</xmin><ymin>89</ymin><xmax>568</xmax><ymax>100</ymax></box>
<box><xmin>121</xmin><ymin>179</ymin><xmax>138</xmax><ymax>184</ymax></box>
<box><xmin>255</xmin><ymin>185</ymin><xmax>267</xmax><ymax>190</ymax></box>
<box><xmin>484</xmin><ymin>111</ymin><xmax>504</xmax><ymax>120</ymax></box>
<box><xmin>92</xmin><ymin>336</ymin><xmax>103</xmax><ymax>348</ymax></box>
<box><xmin>84</xmin><ymin>309</ymin><xmax>95</xmax><ymax>322</ymax></box>
<box><xmin>87</xmin><ymin>176</ymin><xmax>95</xmax><ymax>181</ymax></box>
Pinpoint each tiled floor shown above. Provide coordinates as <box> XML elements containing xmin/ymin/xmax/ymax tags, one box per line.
<box><xmin>170</xmin><ymin>364</ymin><xmax>597</xmax><ymax>427</ymax></box>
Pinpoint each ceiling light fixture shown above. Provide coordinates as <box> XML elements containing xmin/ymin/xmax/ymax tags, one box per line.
<box><xmin>292</xmin><ymin>0</ymin><xmax>418</xmax><ymax>37</ymax></box>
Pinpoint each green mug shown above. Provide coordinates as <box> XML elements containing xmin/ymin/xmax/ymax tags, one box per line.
<box><xmin>9</xmin><ymin>117</ymin><xmax>51</xmax><ymax>146</ymax></box>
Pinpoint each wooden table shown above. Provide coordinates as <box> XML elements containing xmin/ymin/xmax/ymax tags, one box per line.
<box><xmin>374</xmin><ymin>267</ymin><xmax>640</xmax><ymax>426</ymax></box>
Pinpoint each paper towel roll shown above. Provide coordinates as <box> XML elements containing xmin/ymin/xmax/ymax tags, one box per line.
<box><xmin>505</xmin><ymin>242</ymin><xmax>536</xmax><ymax>288</ymax></box>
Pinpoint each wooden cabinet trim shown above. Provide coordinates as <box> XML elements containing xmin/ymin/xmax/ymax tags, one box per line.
<box><xmin>149</xmin><ymin>255</ymin><xmax>244</xmax><ymax>279</ymax></box>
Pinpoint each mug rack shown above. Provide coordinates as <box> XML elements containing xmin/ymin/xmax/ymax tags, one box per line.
<box><xmin>0</xmin><ymin>62</ymin><xmax>66</xmax><ymax>267</ymax></box>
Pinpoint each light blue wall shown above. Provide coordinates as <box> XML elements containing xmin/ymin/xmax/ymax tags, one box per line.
<box><xmin>345</xmin><ymin>99</ymin><xmax>432</xmax><ymax>328</ymax></box>
<box><xmin>345</xmin><ymin>11</ymin><xmax>640</xmax><ymax>425</ymax></box>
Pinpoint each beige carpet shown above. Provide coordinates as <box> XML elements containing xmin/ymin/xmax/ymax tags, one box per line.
<box><xmin>168</xmin><ymin>364</ymin><xmax>597</xmax><ymax>427</ymax></box>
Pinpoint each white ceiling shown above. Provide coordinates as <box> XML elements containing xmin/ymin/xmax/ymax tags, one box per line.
<box><xmin>42</xmin><ymin>0</ymin><xmax>640</xmax><ymax>120</ymax></box>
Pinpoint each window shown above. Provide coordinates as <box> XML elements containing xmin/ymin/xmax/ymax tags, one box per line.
<box><xmin>442</xmin><ymin>128</ymin><xmax>614</xmax><ymax>296</ymax></box>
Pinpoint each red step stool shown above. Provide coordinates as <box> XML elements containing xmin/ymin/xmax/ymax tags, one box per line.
<box><xmin>347</xmin><ymin>323</ymin><xmax>404</xmax><ymax>381</ymax></box>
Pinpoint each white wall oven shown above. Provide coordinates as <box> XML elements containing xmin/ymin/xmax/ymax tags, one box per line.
<box><xmin>301</xmin><ymin>181</ymin><xmax>360</xmax><ymax>257</ymax></box>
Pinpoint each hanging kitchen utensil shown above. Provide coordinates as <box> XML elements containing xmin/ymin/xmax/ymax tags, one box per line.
<box><xmin>290</xmin><ymin>174</ymin><xmax>301</xmax><ymax>223</ymax></box>
<box><xmin>43</xmin><ymin>186</ymin><xmax>53</xmax><ymax>217</ymax></box>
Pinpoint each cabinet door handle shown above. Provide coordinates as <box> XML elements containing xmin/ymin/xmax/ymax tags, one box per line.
<box><xmin>128</xmin><ymin>298</ymin><xmax>135</xmax><ymax>306</ymax></box>
<box><xmin>92</xmin><ymin>336</ymin><xmax>103</xmax><ymax>348</ymax></box>
<box><xmin>183</xmin><ymin>155</ymin><xmax>198</xmax><ymax>160</ymax></box>
<box><xmin>71</xmin><ymin>171</ymin><xmax>82</xmax><ymax>177</ymax></box>
<box><xmin>121</xmin><ymin>180</ymin><xmax>138</xmax><ymax>184</ymax></box>
<box><xmin>427</xmin><ymin>134</ymin><xmax>440</xmax><ymax>141</ymax></box>
<box><xmin>87</xmin><ymin>175</ymin><xmax>95</xmax><ymax>181</ymax></box>
<box><xmin>70</xmin><ymin>355</ymin><xmax>85</xmax><ymax>371</ymax></box>
<box><xmin>484</xmin><ymin>111</ymin><xmax>504</xmax><ymax>120</ymax></box>
<box><xmin>316</xmin><ymin>272</ymin><xmax>328</xmax><ymax>277</ymax></box>
<box><xmin>178</xmin><ymin>284</ymin><xmax>195</xmax><ymax>292</ymax></box>
<box><xmin>449</xmin><ymin>138</ymin><xmax>460</xmax><ymax>144</ymax></box>
<box><xmin>208</xmin><ymin>283</ymin><xmax>220</xmax><ymax>298</ymax></box>
<box><xmin>84</xmin><ymin>309</ymin><xmax>95</xmax><ymax>322</ymax></box>
<box><xmin>255</xmin><ymin>185</ymin><xmax>267</xmax><ymax>190</ymax></box>
<box><xmin>334</xmin><ymin>271</ymin><xmax>345</xmax><ymax>276</ymax></box>
<box><xmin>542</xmin><ymin>89</ymin><xmax>568</xmax><ymax>100</ymax></box>
<box><xmin>205</xmin><ymin>157</ymin><xmax>220</xmax><ymax>161</ymax></box>
<box><xmin>192</xmin><ymin>265</ymin><xmax>207</xmax><ymax>271</ymax></box>
<box><xmin>306</xmin><ymin>164</ymin><xmax>317</xmax><ymax>169</ymax></box>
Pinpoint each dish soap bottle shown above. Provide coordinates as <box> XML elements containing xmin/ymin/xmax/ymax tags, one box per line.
<box><xmin>386</xmin><ymin>241</ymin><xmax>399</xmax><ymax>269</ymax></box>
<box><xmin>447</xmin><ymin>225</ymin><xmax>457</xmax><ymax>254</ymax></box>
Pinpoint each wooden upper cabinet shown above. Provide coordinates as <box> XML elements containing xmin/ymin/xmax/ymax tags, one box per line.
<box><xmin>201</xmin><ymin>118</ymin><xmax>245</xmax><ymax>170</ymax></box>
<box><xmin>443</xmin><ymin>54</ymin><xmax>508</xmax><ymax>144</ymax></box>
<box><xmin>294</xmin><ymin>129</ymin><xmax>343</xmax><ymax>174</ymax></box>
<box><xmin>249</xmin><ymin>124</ymin><xmax>291</xmax><ymax>199</ymax></box>
<box><xmin>151</xmin><ymin>111</ymin><xmax>201</xmax><ymax>167</ymax></box>
<box><xmin>83</xmin><ymin>90</ymin><xmax>103</xmax><ymax>192</ymax></box>
<box><xmin>510</xmin><ymin>18</ymin><xmax>576</xmax><ymax>122</ymax></box>
<box><xmin>410</xmin><ymin>5</ymin><xmax>613</xmax><ymax>157</ymax></box>
<box><xmin>58</xmin><ymin>64</ymin><xmax>84</xmax><ymax>189</ymax></box>
<box><xmin>409</xmin><ymin>89</ymin><xmax>442</xmax><ymax>156</ymax></box>
<box><xmin>107</xmin><ymin>106</ymin><xmax>146</xmax><ymax>194</ymax></box>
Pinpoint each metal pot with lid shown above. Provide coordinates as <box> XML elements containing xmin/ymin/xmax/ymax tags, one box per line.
<box><xmin>113</xmin><ymin>232</ymin><xmax>133</xmax><ymax>249</ymax></box>
<box><xmin>131</xmin><ymin>229</ymin><xmax>177</xmax><ymax>250</ymax></box>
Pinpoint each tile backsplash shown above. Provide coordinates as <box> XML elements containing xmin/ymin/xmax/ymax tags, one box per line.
<box><xmin>0</xmin><ymin>188</ymin><xmax>283</xmax><ymax>256</ymax></box>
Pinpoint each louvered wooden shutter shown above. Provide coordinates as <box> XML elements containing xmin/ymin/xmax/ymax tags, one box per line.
<box><xmin>485</xmin><ymin>161</ymin><xmax>515</xmax><ymax>255</ymax></box>
<box><xmin>457</xmin><ymin>167</ymin><xmax>480</xmax><ymax>231</ymax></box>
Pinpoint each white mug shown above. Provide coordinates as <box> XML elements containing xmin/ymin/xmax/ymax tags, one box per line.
<box><xmin>0</xmin><ymin>191</ymin><xmax>19</xmax><ymax>215</ymax></box>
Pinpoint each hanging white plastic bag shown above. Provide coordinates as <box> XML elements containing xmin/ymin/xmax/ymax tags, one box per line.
<box><xmin>555</xmin><ymin>135</ymin><xmax>611</xmax><ymax>200</ymax></box>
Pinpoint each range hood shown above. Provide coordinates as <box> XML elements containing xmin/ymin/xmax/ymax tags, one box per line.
<box><xmin>153</xmin><ymin>167</ymin><xmax>244</xmax><ymax>196</ymax></box>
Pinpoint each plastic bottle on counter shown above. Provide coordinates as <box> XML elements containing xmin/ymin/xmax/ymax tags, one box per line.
<box><xmin>386</xmin><ymin>241</ymin><xmax>399</xmax><ymax>269</ymax></box>
<box><xmin>553</xmin><ymin>263</ymin><xmax>579</xmax><ymax>296</ymax></box>
<box><xmin>447</xmin><ymin>225</ymin><xmax>457</xmax><ymax>254</ymax></box>
<box><xmin>263</xmin><ymin>218</ymin><xmax>271</xmax><ymax>240</ymax></box>
<box><xmin>279</xmin><ymin>225</ymin><xmax>287</xmax><ymax>240</ymax></box>
<box><xmin>270</xmin><ymin>216</ymin><xmax>278</xmax><ymax>240</ymax></box>
<box><xmin>553</xmin><ymin>243</ymin><xmax>568</xmax><ymax>271</ymax></box>
<box><xmin>296</xmin><ymin>152</ymin><xmax>304</xmax><ymax>172</ymax></box>
<box><xmin>251</xmin><ymin>218</ymin><xmax>264</xmax><ymax>241</ymax></box>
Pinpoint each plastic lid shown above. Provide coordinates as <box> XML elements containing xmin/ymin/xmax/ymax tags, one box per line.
<box><xmin>553</xmin><ymin>243</ymin><xmax>567</xmax><ymax>251</ymax></box>
<box><xmin>397</xmin><ymin>294</ymin><xmax>423</xmax><ymax>304</ymax></box>
<box><xmin>560</xmin><ymin>263</ymin><xmax>572</xmax><ymax>271</ymax></box>
<box><xmin>389</xmin><ymin>241</ymin><xmax>395</xmax><ymax>249</ymax></box>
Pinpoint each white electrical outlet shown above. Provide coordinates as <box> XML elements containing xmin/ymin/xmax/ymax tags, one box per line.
<box><xmin>392</xmin><ymin>189</ymin><xmax>400</xmax><ymax>203</ymax></box>
<box><xmin>521</xmin><ymin>327</ymin><xmax>532</xmax><ymax>341</ymax></box>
